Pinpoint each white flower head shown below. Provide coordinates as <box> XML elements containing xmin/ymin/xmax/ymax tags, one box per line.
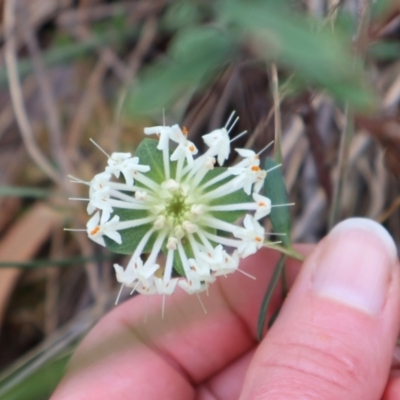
<box><xmin>75</xmin><ymin>113</ymin><xmax>275</xmax><ymax>298</ymax></box>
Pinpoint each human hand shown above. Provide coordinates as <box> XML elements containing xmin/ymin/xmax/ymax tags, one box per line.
<box><xmin>51</xmin><ymin>218</ymin><xmax>400</xmax><ymax>400</ymax></box>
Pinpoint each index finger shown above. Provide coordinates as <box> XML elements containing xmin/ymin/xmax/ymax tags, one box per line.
<box><xmin>51</xmin><ymin>247</ymin><xmax>310</xmax><ymax>400</ymax></box>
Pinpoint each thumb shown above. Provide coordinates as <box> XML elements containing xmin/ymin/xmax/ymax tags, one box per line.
<box><xmin>240</xmin><ymin>218</ymin><xmax>400</xmax><ymax>400</ymax></box>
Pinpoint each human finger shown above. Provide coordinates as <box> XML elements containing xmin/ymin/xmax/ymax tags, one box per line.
<box><xmin>240</xmin><ymin>218</ymin><xmax>400</xmax><ymax>400</ymax></box>
<box><xmin>51</xmin><ymin>247</ymin><xmax>307</xmax><ymax>400</ymax></box>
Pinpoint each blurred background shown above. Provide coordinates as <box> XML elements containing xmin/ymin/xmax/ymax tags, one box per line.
<box><xmin>0</xmin><ymin>0</ymin><xmax>399</xmax><ymax>398</ymax></box>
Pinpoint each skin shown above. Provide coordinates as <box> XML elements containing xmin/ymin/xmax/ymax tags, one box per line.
<box><xmin>51</xmin><ymin>228</ymin><xmax>400</xmax><ymax>400</ymax></box>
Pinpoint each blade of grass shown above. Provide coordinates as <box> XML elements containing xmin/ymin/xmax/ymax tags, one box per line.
<box><xmin>0</xmin><ymin>254</ymin><xmax>115</xmax><ymax>269</ymax></box>
<box><xmin>257</xmin><ymin>254</ymin><xmax>286</xmax><ymax>341</ymax></box>
<box><xmin>0</xmin><ymin>186</ymin><xmax>52</xmax><ymax>198</ymax></box>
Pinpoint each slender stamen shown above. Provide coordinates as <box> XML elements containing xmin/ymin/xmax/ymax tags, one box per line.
<box><xmin>238</xmin><ymin>269</ymin><xmax>256</xmax><ymax>280</ymax></box>
<box><xmin>196</xmin><ymin>292</ymin><xmax>207</xmax><ymax>314</ymax></box>
<box><xmin>68</xmin><ymin>175</ymin><xmax>88</xmax><ymax>185</ymax></box>
<box><xmin>115</xmin><ymin>284</ymin><xmax>124</xmax><ymax>305</ymax></box>
<box><xmin>130</xmin><ymin>280</ymin><xmax>141</xmax><ymax>295</ymax></box>
<box><xmin>225</xmin><ymin>111</ymin><xmax>236</xmax><ymax>129</ymax></box>
<box><xmin>208</xmin><ymin>203</ymin><xmax>256</xmax><ymax>212</ymax></box>
<box><xmin>257</xmin><ymin>141</ymin><xmax>274</xmax><ymax>156</ymax></box>
<box><xmin>227</xmin><ymin>116</ymin><xmax>239</xmax><ymax>134</ymax></box>
<box><xmin>68</xmin><ymin>197</ymin><xmax>90</xmax><ymax>201</ymax></box>
<box><xmin>90</xmin><ymin>138</ymin><xmax>110</xmax><ymax>158</ymax></box>
<box><xmin>265</xmin><ymin>164</ymin><xmax>282</xmax><ymax>174</ymax></box>
<box><xmin>230</xmin><ymin>130</ymin><xmax>247</xmax><ymax>143</ymax></box>
<box><xmin>271</xmin><ymin>203</ymin><xmax>295</xmax><ymax>207</ymax></box>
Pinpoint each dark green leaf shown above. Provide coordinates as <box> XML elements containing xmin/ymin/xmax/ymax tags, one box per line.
<box><xmin>135</xmin><ymin>138</ymin><xmax>170</xmax><ymax>184</ymax></box>
<box><xmin>104</xmin><ymin>208</ymin><xmax>154</xmax><ymax>255</ymax></box>
<box><xmin>264</xmin><ymin>158</ymin><xmax>291</xmax><ymax>247</ymax></box>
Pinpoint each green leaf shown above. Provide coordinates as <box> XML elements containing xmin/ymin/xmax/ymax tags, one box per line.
<box><xmin>257</xmin><ymin>254</ymin><xmax>286</xmax><ymax>341</ymax></box>
<box><xmin>219</xmin><ymin>0</ymin><xmax>375</xmax><ymax>110</ymax></box>
<box><xmin>264</xmin><ymin>158</ymin><xmax>291</xmax><ymax>247</ymax></box>
<box><xmin>104</xmin><ymin>208</ymin><xmax>154</xmax><ymax>255</ymax></box>
<box><xmin>135</xmin><ymin>138</ymin><xmax>171</xmax><ymax>184</ymax></box>
<box><xmin>125</xmin><ymin>26</ymin><xmax>236</xmax><ymax>116</ymax></box>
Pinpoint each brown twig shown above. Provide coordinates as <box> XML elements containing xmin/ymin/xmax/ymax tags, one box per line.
<box><xmin>4</xmin><ymin>0</ymin><xmax>62</xmax><ymax>186</ymax></box>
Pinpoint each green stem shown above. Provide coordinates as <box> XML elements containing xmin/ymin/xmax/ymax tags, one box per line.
<box><xmin>264</xmin><ymin>242</ymin><xmax>305</xmax><ymax>261</ymax></box>
<box><xmin>271</xmin><ymin>63</ymin><xmax>282</xmax><ymax>165</ymax></box>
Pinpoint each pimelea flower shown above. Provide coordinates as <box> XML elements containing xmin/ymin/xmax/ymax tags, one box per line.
<box><xmin>69</xmin><ymin>113</ymin><xmax>282</xmax><ymax>302</ymax></box>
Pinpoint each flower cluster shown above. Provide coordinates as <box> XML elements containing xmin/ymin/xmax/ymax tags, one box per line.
<box><xmin>74</xmin><ymin>115</ymin><xmax>275</xmax><ymax>297</ymax></box>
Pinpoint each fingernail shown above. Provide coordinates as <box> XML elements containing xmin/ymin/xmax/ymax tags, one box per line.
<box><xmin>312</xmin><ymin>218</ymin><xmax>397</xmax><ymax>315</ymax></box>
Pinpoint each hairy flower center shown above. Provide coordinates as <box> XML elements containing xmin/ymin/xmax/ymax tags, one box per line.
<box><xmin>165</xmin><ymin>193</ymin><xmax>189</xmax><ymax>222</ymax></box>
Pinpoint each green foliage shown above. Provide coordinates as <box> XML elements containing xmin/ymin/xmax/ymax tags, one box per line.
<box><xmin>264</xmin><ymin>158</ymin><xmax>291</xmax><ymax>247</ymax></box>
<box><xmin>0</xmin><ymin>354</ymin><xmax>70</xmax><ymax>400</ymax></box>
<box><xmin>0</xmin><ymin>186</ymin><xmax>51</xmax><ymax>198</ymax></box>
<box><xmin>125</xmin><ymin>0</ymin><xmax>375</xmax><ymax>117</ymax></box>
<box><xmin>162</xmin><ymin>1</ymin><xmax>208</xmax><ymax>32</ymax></box>
<box><xmin>104</xmin><ymin>208</ymin><xmax>154</xmax><ymax>255</ymax></box>
<box><xmin>125</xmin><ymin>26</ymin><xmax>236</xmax><ymax>116</ymax></box>
<box><xmin>135</xmin><ymin>138</ymin><xmax>171</xmax><ymax>184</ymax></box>
<box><xmin>257</xmin><ymin>254</ymin><xmax>286</xmax><ymax>341</ymax></box>
<box><xmin>219</xmin><ymin>0</ymin><xmax>374</xmax><ymax>110</ymax></box>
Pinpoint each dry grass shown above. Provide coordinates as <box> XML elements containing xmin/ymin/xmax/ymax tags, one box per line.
<box><xmin>0</xmin><ymin>0</ymin><xmax>399</xmax><ymax>396</ymax></box>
